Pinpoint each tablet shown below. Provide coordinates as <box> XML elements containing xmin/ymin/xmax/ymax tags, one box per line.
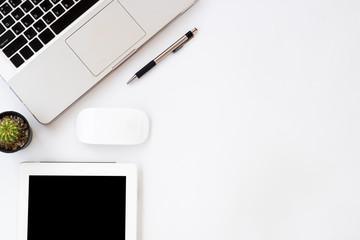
<box><xmin>17</xmin><ymin>162</ymin><xmax>137</xmax><ymax>240</ymax></box>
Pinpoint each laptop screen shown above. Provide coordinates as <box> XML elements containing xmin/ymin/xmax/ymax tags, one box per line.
<box><xmin>27</xmin><ymin>175</ymin><xmax>126</xmax><ymax>240</ymax></box>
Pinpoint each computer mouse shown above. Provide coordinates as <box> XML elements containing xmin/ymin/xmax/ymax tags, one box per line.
<box><xmin>76</xmin><ymin>108</ymin><xmax>149</xmax><ymax>145</ymax></box>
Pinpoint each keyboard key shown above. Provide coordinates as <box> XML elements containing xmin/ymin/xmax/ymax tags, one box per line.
<box><xmin>51</xmin><ymin>0</ymin><xmax>98</xmax><ymax>34</ymax></box>
<box><xmin>29</xmin><ymin>37</ymin><xmax>42</xmax><ymax>52</ymax></box>
<box><xmin>31</xmin><ymin>0</ymin><xmax>42</xmax><ymax>5</ymax></box>
<box><xmin>3</xmin><ymin>35</ymin><xmax>27</xmax><ymax>57</ymax></box>
<box><xmin>0</xmin><ymin>3</ymin><xmax>12</xmax><ymax>15</ymax></box>
<box><xmin>10</xmin><ymin>53</ymin><xmax>24</xmax><ymax>67</ymax></box>
<box><xmin>52</xmin><ymin>4</ymin><xmax>64</xmax><ymax>17</ymax></box>
<box><xmin>40</xmin><ymin>0</ymin><xmax>53</xmax><ymax>11</ymax></box>
<box><xmin>11</xmin><ymin>22</ymin><xmax>25</xmax><ymax>34</ymax></box>
<box><xmin>43</xmin><ymin>12</ymin><xmax>55</xmax><ymax>24</ymax></box>
<box><xmin>19</xmin><ymin>45</ymin><xmax>33</xmax><ymax>59</ymax></box>
<box><xmin>0</xmin><ymin>23</ymin><xmax>5</xmax><ymax>34</ymax></box>
<box><xmin>38</xmin><ymin>28</ymin><xmax>54</xmax><ymax>44</ymax></box>
<box><xmin>0</xmin><ymin>30</ymin><xmax>15</xmax><ymax>48</ymax></box>
<box><xmin>21</xmin><ymin>14</ymin><xmax>34</xmax><ymax>27</ymax></box>
<box><xmin>24</xmin><ymin>27</ymin><xmax>36</xmax><ymax>39</ymax></box>
<box><xmin>30</xmin><ymin>7</ymin><xmax>43</xmax><ymax>19</ymax></box>
<box><xmin>9</xmin><ymin>0</ymin><xmax>22</xmax><ymax>8</ymax></box>
<box><xmin>34</xmin><ymin>19</ymin><xmax>45</xmax><ymax>32</ymax></box>
<box><xmin>20</xmin><ymin>0</ymin><xmax>34</xmax><ymax>13</ymax></box>
<box><xmin>50</xmin><ymin>0</ymin><xmax>60</xmax><ymax>4</ymax></box>
<box><xmin>11</xmin><ymin>7</ymin><xmax>25</xmax><ymax>20</ymax></box>
<box><xmin>2</xmin><ymin>15</ymin><xmax>15</xmax><ymax>28</ymax></box>
<box><xmin>61</xmin><ymin>0</ymin><xmax>73</xmax><ymax>9</ymax></box>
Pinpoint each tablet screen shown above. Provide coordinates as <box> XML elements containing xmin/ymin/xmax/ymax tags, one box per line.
<box><xmin>27</xmin><ymin>176</ymin><xmax>126</xmax><ymax>240</ymax></box>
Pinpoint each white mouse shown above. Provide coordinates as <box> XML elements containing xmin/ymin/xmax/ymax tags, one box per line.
<box><xmin>76</xmin><ymin>108</ymin><xmax>149</xmax><ymax>145</ymax></box>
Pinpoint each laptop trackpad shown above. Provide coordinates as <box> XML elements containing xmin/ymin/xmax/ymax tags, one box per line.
<box><xmin>66</xmin><ymin>1</ymin><xmax>145</xmax><ymax>76</ymax></box>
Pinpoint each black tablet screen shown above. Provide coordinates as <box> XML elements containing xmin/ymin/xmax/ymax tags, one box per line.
<box><xmin>27</xmin><ymin>176</ymin><xmax>126</xmax><ymax>240</ymax></box>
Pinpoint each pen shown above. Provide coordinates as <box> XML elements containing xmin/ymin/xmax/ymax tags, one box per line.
<box><xmin>127</xmin><ymin>28</ymin><xmax>198</xmax><ymax>84</ymax></box>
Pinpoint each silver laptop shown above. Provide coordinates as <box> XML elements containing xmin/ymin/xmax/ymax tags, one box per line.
<box><xmin>0</xmin><ymin>0</ymin><xmax>198</xmax><ymax>124</ymax></box>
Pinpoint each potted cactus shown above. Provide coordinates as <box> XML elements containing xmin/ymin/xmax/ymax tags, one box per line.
<box><xmin>0</xmin><ymin>111</ymin><xmax>32</xmax><ymax>153</ymax></box>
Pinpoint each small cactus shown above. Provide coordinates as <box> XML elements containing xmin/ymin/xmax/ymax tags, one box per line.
<box><xmin>0</xmin><ymin>117</ymin><xmax>21</xmax><ymax>144</ymax></box>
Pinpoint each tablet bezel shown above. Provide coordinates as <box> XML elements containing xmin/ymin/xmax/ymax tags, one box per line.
<box><xmin>17</xmin><ymin>162</ymin><xmax>137</xmax><ymax>240</ymax></box>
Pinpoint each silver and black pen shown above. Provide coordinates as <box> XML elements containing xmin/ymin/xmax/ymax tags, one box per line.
<box><xmin>127</xmin><ymin>28</ymin><xmax>198</xmax><ymax>84</ymax></box>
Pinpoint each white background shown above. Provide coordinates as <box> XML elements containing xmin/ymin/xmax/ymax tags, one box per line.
<box><xmin>1</xmin><ymin>0</ymin><xmax>360</xmax><ymax>239</ymax></box>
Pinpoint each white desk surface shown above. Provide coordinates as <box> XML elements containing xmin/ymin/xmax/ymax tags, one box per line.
<box><xmin>1</xmin><ymin>0</ymin><xmax>360</xmax><ymax>239</ymax></box>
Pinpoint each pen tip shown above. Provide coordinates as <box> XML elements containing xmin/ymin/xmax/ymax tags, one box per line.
<box><xmin>127</xmin><ymin>75</ymin><xmax>137</xmax><ymax>85</ymax></box>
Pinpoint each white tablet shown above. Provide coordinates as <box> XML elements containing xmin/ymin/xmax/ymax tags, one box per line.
<box><xmin>17</xmin><ymin>162</ymin><xmax>137</xmax><ymax>240</ymax></box>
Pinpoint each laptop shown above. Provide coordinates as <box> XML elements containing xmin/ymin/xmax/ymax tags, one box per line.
<box><xmin>0</xmin><ymin>0</ymin><xmax>198</xmax><ymax>124</ymax></box>
<box><xmin>18</xmin><ymin>162</ymin><xmax>137</xmax><ymax>240</ymax></box>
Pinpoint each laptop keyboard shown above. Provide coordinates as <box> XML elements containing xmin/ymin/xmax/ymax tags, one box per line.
<box><xmin>0</xmin><ymin>0</ymin><xmax>99</xmax><ymax>68</ymax></box>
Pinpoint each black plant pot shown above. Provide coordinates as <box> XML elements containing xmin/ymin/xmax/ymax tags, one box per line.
<box><xmin>0</xmin><ymin>111</ymin><xmax>32</xmax><ymax>153</ymax></box>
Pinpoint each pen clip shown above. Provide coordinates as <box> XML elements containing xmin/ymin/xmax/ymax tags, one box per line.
<box><xmin>172</xmin><ymin>28</ymin><xmax>197</xmax><ymax>53</ymax></box>
<box><xmin>172</xmin><ymin>36</ymin><xmax>194</xmax><ymax>53</ymax></box>
<box><xmin>172</xmin><ymin>40</ymin><xmax>188</xmax><ymax>53</ymax></box>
